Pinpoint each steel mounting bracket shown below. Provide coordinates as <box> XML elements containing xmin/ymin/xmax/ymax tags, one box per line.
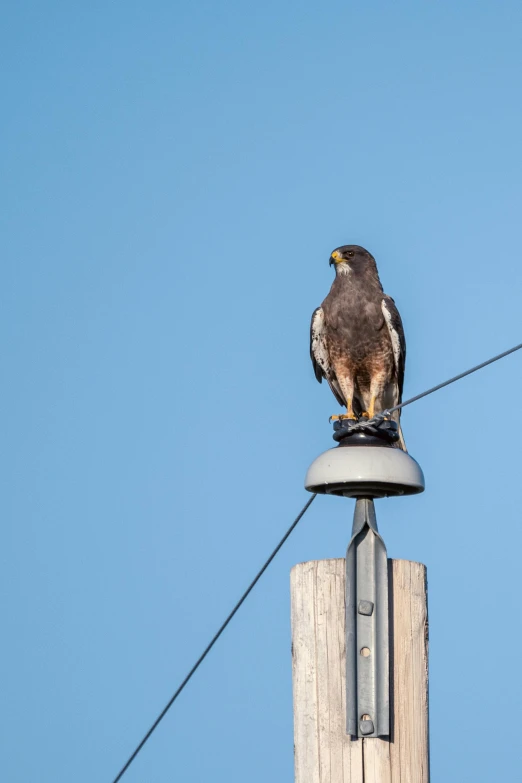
<box><xmin>345</xmin><ymin>498</ymin><xmax>389</xmax><ymax>738</ymax></box>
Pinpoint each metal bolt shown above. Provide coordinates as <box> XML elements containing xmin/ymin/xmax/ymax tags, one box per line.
<box><xmin>360</xmin><ymin>719</ymin><xmax>375</xmax><ymax>736</ymax></box>
<box><xmin>358</xmin><ymin>600</ymin><xmax>374</xmax><ymax>616</ymax></box>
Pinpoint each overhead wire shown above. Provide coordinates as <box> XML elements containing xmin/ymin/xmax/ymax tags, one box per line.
<box><xmin>386</xmin><ymin>342</ymin><xmax>522</xmax><ymax>415</ymax></box>
<box><xmin>111</xmin><ymin>339</ymin><xmax>522</xmax><ymax>782</ymax></box>
<box><xmin>110</xmin><ymin>493</ymin><xmax>317</xmax><ymax>783</ymax></box>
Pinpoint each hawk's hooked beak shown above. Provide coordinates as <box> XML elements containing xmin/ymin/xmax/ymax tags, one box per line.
<box><xmin>329</xmin><ymin>250</ymin><xmax>343</xmax><ymax>266</ymax></box>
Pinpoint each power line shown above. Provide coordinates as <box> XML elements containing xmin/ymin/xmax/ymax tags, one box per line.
<box><xmin>386</xmin><ymin>341</ymin><xmax>522</xmax><ymax>415</ymax></box>
<box><xmin>110</xmin><ymin>493</ymin><xmax>317</xmax><ymax>783</ymax></box>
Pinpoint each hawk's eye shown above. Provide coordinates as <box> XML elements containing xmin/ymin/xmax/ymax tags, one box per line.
<box><xmin>348</xmin><ymin>251</ymin><xmax>354</xmax><ymax>258</ymax></box>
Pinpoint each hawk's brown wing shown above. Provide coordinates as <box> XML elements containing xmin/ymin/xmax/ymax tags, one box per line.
<box><xmin>381</xmin><ymin>295</ymin><xmax>406</xmax><ymax>403</ymax></box>
<box><xmin>310</xmin><ymin>307</ymin><xmax>345</xmax><ymax>406</ymax></box>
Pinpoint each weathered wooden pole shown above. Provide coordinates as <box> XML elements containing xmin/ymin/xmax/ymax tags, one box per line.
<box><xmin>296</xmin><ymin>419</ymin><xmax>429</xmax><ymax>782</ymax></box>
<box><xmin>291</xmin><ymin>557</ymin><xmax>429</xmax><ymax>783</ymax></box>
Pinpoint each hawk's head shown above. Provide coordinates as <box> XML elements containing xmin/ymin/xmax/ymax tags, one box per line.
<box><xmin>329</xmin><ymin>245</ymin><xmax>375</xmax><ymax>276</ymax></box>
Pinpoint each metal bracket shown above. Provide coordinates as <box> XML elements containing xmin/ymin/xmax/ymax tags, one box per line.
<box><xmin>345</xmin><ymin>498</ymin><xmax>389</xmax><ymax>738</ymax></box>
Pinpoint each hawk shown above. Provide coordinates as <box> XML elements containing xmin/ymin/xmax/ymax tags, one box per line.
<box><xmin>310</xmin><ymin>245</ymin><xmax>407</xmax><ymax>450</ymax></box>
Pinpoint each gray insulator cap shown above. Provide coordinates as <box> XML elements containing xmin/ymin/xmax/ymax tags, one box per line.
<box><xmin>305</xmin><ymin>446</ymin><xmax>425</xmax><ymax>498</ymax></box>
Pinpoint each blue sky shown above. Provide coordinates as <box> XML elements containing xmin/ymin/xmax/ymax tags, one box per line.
<box><xmin>2</xmin><ymin>2</ymin><xmax>522</xmax><ymax>781</ymax></box>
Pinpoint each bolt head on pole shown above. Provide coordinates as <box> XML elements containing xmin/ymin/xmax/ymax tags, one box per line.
<box><xmin>305</xmin><ymin>441</ymin><xmax>425</xmax><ymax>498</ymax></box>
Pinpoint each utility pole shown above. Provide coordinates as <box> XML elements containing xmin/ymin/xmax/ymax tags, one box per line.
<box><xmin>292</xmin><ymin>420</ymin><xmax>429</xmax><ymax>782</ymax></box>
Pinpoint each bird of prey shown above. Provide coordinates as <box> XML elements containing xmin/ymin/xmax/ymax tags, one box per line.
<box><xmin>310</xmin><ymin>245</ymin><xmax>407</xmax><ymax>450</ymax></box>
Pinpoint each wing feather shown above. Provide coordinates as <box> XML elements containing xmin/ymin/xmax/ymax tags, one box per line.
<box><xmin>310</xmin><ymin>307</ymin><xmax>345</xmax><ymax>406</ymax></box>
<box><xmin>381</xmin><ymin>295</ymin><xmax>406</xmax><ymax>402</ymax></box>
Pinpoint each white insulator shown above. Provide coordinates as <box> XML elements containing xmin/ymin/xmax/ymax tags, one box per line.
<box><xmin>305</xmin><ymin>445</ymin><xmax>425</xmax><ymax>498</ymax></box>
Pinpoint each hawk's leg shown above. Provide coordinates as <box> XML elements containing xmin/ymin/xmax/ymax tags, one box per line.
<box><xmin>362</xmin><ymin>397</ymin><xmax>377</xmax><ymax>420</ymax></box>
<box><xmin>332</xmin><ymin>376</ymin><xmax>357</xmax><ymax>420</ymax></box>
<box><xmin>330</xmin><ymin>407</ymin><xmax>357</xmax><ymax>422</ymax></box>
<box><xmin>361</xmin><ymin>375</ymin><xmax>387</xmax><ymax>420</ymax></box>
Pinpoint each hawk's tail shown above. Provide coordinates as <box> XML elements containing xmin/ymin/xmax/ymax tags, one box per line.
<box><xmin>391</xmin><ymin>411</ymin><xmax>407</xmax><ymax>452</ymax></box>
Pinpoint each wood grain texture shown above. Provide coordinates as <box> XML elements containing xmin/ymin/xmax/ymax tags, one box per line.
<box><xmin>388</xmin><ymin>559</ymin><xmax>430</xmax><ymax>783</ymax></box>
<box><xmin>291</xmin><ymin>559</ymin><xmax>428</xmax><ymax>783</ymax></box>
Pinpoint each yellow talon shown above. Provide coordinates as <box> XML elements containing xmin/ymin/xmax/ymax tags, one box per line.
<box><xmin>330</xmin><ymin>413</ymin><xmax>357</xmax><ymax>422</ymax></box>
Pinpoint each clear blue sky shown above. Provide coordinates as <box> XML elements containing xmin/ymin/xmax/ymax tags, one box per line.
<box><xmin>2</xmin><ymin>2</ymin><xmax>522</xmax><ymax>781</ymax></box>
